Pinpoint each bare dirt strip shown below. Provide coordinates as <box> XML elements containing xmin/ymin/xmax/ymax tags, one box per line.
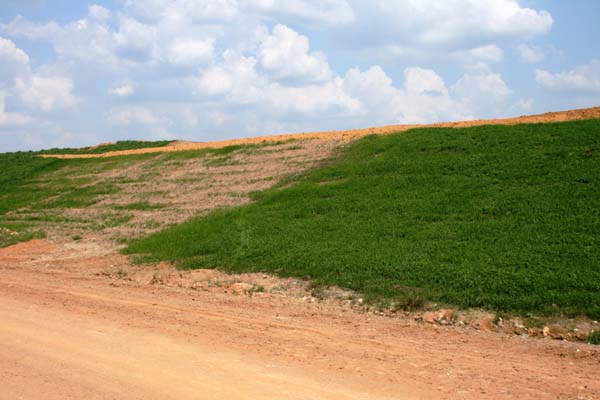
<box><xmin>1</xmin><ymin>239</ymin><xmax>599</xmax><ymax>400</ymax></box>
<box><xmin>43</xmin><ymin>106</ymin><xmax>600</xmax><ymax>159</ymax></box>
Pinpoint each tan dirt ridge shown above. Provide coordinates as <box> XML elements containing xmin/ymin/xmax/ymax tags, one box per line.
<box><xmin>43</xmin><ymin>106</ymin><xmax>600</xmax><ymax>159</ymax></box>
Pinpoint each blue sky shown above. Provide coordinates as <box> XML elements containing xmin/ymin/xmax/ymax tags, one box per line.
<box><xmin>1</xmin><ymin>0</ymin><xmax>599</xmax><ymax>151</ymax></box>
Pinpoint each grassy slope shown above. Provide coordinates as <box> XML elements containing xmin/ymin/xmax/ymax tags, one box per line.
<box><xmin>0</xmin><ymin>142</ymin><xmax>289</xmax><ymax>247</ymax></box>
<box><xmin>0</xmin><ymin>151</ymin><xmax>157</xmax><ymax>246</ymax></box>
<box><xmin>39</xmin><ymin>140</ymin><xmax>174</xmax><ymax>155</ymax></box>
<box><xmin>125</xmin><ymin>120</ymin><xmax>600</xmax><ymax>318</ymax></box>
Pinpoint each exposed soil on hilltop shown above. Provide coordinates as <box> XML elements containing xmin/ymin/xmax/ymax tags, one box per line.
<box><xmin>42</xmin><ymin>106</ymin><xmax>600</xmax><ymax>159</ymax></box>
<box><xmin>1</xmin><ymin>239</ymin><xmax>600</xmax><ymax>400</ymax></box>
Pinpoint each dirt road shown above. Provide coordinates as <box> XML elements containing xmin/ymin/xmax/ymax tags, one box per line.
<box><xmin>1</xmin><ymin>240</ymin><xmax>599</xmax><ymax>399</ymax></box>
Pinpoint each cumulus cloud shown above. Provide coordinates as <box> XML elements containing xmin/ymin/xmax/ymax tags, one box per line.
<box><xmin>107</xmin><ymin>105</ymin><xmax>164</xmax><ymax>126</ymax></box>
<box><xmin>0</xmin><ymin>36</ymin><xmax>29</xmax><ymax>72</ymax></box>
<box><xmin>343</xmin><ymin>66</ymin><xmax>472</xmax><ymax>124</ymax></box>
<box><xmin>114</xmin><ymin>17</ymin><xmax>157</xmax><ymax>62</ymax></box>
<box><xmin>355</xmin><ymin>0</ymin><xmax>552</xmax><ymax>47</ymax></box>
<box><xmin>196</xmin><ymin>51</ymin><xmax>265</xmax><ymax>103</ymax></box>
<box><xmin>167</xmin><ymin>39</ymin><xmax>214</xmax><ymax>66</ymax></box>
<box><xmin>0</xmin><ymin>36</ymin><xmax>78</xmax><ymax>112</ymax></box>
<box><xmin>125</xmin><ymin>0</ymin><xmax>240</xmax><ymax>23</ymax></box>
<box><xmin>456</xmin><ymin>45</ymin><xmax>504</xmax><ymax>64</ymax></box>
<box><xmin>14</xmin><ymin>74</ymin><xmax>78</xmax><ymax>111</ymax></box>
<box><xmin>258</xmin><ymin>24</ymin><xmax>332</xmax><ymax>83</ymax></box>
<box><xmin>245</xmin><ymin>0</ymin><xmax>355</xmax><ymax>25</ymax></box>
<box><xmin>535</xmin><ymin>60</ymin><xmax>600</xmax><ymax>93</ymax></box>
<box><xmin>110</xmin><ymin>83</ymin><xmax>136</xmax><ymax>97</ymax></box>
<box><xmin>265</xmin><ymin>79</ymin><xmax>360</xmax><ymax>115</ymax></box>
<box><xmin>0</xmin><ymin>91</ymin><xmax>33</xmax><ymax>126</ymax></box>
<box><xmin>517</xmin><ymin>44</ymin><xmax>544</xmax><ymax>63</ymax></box>
<box><xmin>451</xmin><ymin>64</ymin><xmax>512</xmax><ymax>116</ymax></box>
<box><xmin>88</xmin><ymin>4</ymin><xmax>110</xmax><ymax>21</ymax></box>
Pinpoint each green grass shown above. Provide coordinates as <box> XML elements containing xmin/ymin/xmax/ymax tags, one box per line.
<box><xmin>39</xmin><ymin>140</ymin><xmax>174</xmax><ymax>155</ymax></box>
<box><xmin>589</xmin><ymin>330</ymin><xmax>600</xmax><ymax>345</ymax></box>
<box><xmin>0</xmin><ymin>141</ymin><xmax>281</xmax><ymax>248</ymax></box>
<box><xmin>125</xmin><ymin>119</ymin><xmax>600</xmax><ymax>318</ymax></box>
<box><xmin>0</xmin><ymin>153</ymin><xmax>154</xmax><ymax>216</ymax></box>
<box><xmin>0</xmin><ymin>152</ymin><xmax>159</xmax><ymax>247</ymax></box>
<box><xmin>114</xmin><ymin>201</ymin><xmax>166</xmax><ymax>211</ymax></box>
<box><xmin>0</xmin><ymin>223</ymin><xmax>46</xmax><ymax>248</ymax></box>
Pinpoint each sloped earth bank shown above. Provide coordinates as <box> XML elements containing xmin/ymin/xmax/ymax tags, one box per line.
<box><xmin>1</xmin><ymin>239</ymin><xmax>599</xmax><ymax>399</ymax></box>
<box><xmin>3</xmin><ymin>107</ymin><xmax>600</xmax><ymax>399</ymax></box>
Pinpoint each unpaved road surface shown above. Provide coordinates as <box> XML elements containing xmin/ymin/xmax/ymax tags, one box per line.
<box><xmin>1</xmin><ymin>240</ymin><xmax>599</xmax><ymax>399</ymax></box>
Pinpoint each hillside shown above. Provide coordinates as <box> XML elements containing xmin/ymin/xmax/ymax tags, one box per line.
<box><xmin>2</xmin><ymin>111</ymin><xmax>600</xmax><ymax>399</ymax></box>
<box><xmin>125</xmin><ymin>119</ymin><xmax>600</xmax><ymax>318</ymax></box>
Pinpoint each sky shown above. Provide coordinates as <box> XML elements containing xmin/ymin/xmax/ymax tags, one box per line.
<box><xmin>0</xmin><ymin>0</ymin><xmax>599</xmax><ymax>152</ymax></box>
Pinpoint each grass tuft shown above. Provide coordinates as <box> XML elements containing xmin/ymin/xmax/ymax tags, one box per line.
<box><xmin>588</xmin><ymin>330</ymin><xmax>600</xmax><ymax>345</ymax></box>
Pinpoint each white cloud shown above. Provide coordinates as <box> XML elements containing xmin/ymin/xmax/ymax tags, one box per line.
<box><xmin>113</xmin><ymin>17</ymin><xmax>157</xmax><ymax>62</ymax></box>
<box><xmin>453</xmin><ymin>69</ymin><xmax>512</xmax><ymax>99</ymax></box>
<box><xmin>125</xmin><ymin>0</ymin><xmax>239</xmax><ymax>23</ymax></box>
<box><xmin>258</xmin><ymin>24</ymin><xmax>332</xmax><ymax>83</ymax></box>
<box><xmin>266</xmin><ymin>79</ymin><xmax>360</xmax><ymax>114</ymax></box>
<box><xmin>0</xmin><ymin>36</ymin><xmax>29</xmax><ymax>67</ymax></box>
<box><xmin>342</xmin><ymin>66</ymin><xmax>473</xmax><ymax>125</ymax></box>
<box><xmin>167</xmin><ymin>39</ymin><xmax>213</xmax><ymax>66</ymax></box>
<box><xmin>356</xmin><ymin>0</ymin><xmax>552</xmax><ymax>46</ymax></box>
<box><xmin>518</xmin><ymin>44</ymin><xmax>544</xmax><ymax>63</ymax></box>
<box><xmin>14</xmin><ymin>74</ymin><xmax>78</xmax><ymax>111</ymax></box>
<box><xmin>88</xmin><ymin>4</ymin><xmax>110</xmax><ymax>21</ymax></box>
<box><xmin>404</xmin><ymin>67</ymin><xmax>449</xmax><ymax>96</ymax></box>
<box><xmin>196</xmin><ymin>51</ymin><xmax>264</xmax><ymax>102</ymax></box>
<box><xmin>245</xmin><ymin>0</ymin><xmax>355</xmax><ymax>25</ymax></box>
<box><xmin>107</xmin><ymin>106</ymin><xmax>163</xmax><ymax>126</ymax></box>
<box><xmin>2</xmin><ymin>15</ymin><xmax>116</xmax><ymax>66</ymax></box>
<box><xmin>0</xmin><ymin>91</ymin><xmax>33</xmax><ymax>126</ymax></box>
<box><xmin>512</xmin><ymin>98</ymin><xmax>534</xmax><ymax>113</ymax></box>
<box><xmin>110</xmin><ymin>82</ymin><xmax>136</xmax><ymax>97</ymax></box>
<box><xmin>451</xmin><ymin>64</ymin><xmax>512</xmax><ymax>117</ymax></box>
<box><xmin>535</xmin><ymin>60</ymin><xmax>600</xmax><ymax>93</ymax></box>
<box><xmin>197</xmin><ymin>66</ymin><xmax>234</xmax><ymax>96</ymax></box>
<box><xmin>0</xmin><ymin>37</ymin><xmax>78</xmax><ymax>112</ymax></box>
<box><xmin>0</xmin><ymin>36</ymin><xmax>30</xmax><ymax>81</ymax></box>
<box><xmin>460</xmin><ymin>45</ymin><xmax>505</xmax><ymax>63</ymax></box>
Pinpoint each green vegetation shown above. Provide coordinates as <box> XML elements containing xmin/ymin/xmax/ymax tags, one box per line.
<box><xmin>0</xmin><ymin>151</ymin><xmax>156</xmax><ymax>246</ymax></box>
<box><xmin>0</xmin><ymin>224</ymin><xmax>46</xmax><ymax>248</ymax></box>
<box><xmin>114</xmin><ymin>201</ymin><xmax>166</xmax><ymax>211</ymax></box>
<box><xmin>40</xmin><ymin>140</ymin><xmax>174</xmax><ymax>155</ymax></box>
<box><xmin>589</xmin><ymin>330</ymin><xmax>600</xmax><ymax>345</ymax></box>
<box><xmin>125</xmin><ymin>119</ymin><xmax>600</xmax><ymax>318</ymax></box>
<box><xmin>0</xmin><ymin>140</ymin><xmax>287</xmax><ymax>248</ymax></box>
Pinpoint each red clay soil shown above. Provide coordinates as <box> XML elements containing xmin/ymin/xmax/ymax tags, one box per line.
<box><xmin>1</xmin><ymin>239</ymin><xmax>599</xmax><ymax>400</ymax></box>
<box><xmin>43</xmin><ymin>106</ymin><xmax>600</xmax><ymax>159</ymax></box>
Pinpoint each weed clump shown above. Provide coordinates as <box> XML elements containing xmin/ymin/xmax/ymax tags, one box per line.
<box><xmin>589</xmin><ymin>330</ymin><xmax>600</xmax><ymax>345</ymax></box>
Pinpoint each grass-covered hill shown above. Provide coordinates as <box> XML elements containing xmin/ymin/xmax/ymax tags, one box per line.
<box><xmin>125</xmin><ymin>119</ymin><xmax>600</xmax><ymax>319</ymax></box>
<box><xmin>39</xmin><ymin>140</ymin><xmax>174</xmax><ymax>155</ymax></box>
<box><xmin>0</xmin><ymin>140</ymin><xmax>327</xmax><ymax>248</ymax></box>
